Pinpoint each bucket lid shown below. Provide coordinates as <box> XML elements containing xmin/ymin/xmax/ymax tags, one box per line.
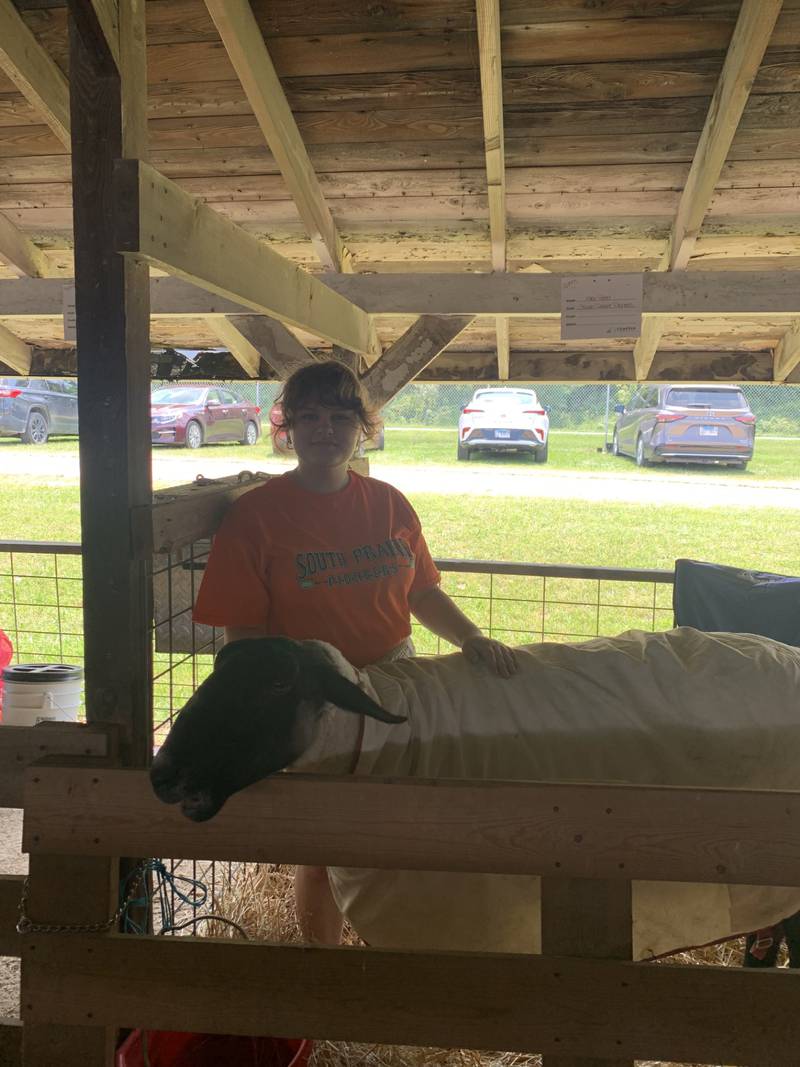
<box><xmin>2</xmin><ymin>663</ymin><xmax>83</xmax><ymax>683</ymax></box>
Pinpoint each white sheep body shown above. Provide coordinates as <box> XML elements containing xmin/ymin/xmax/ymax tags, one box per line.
<box><xmin>289</xmin><ymin>627</ymin><xmax>800</xmax><ymax>958</ymax></box>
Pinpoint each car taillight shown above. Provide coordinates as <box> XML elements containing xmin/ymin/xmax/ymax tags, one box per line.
<box><xmin>522</xmin><ymin>408</ymin><xmax>546</xmax><ymax>415</ymax></box>
<box><xmin>254</xmin><ymin>406</ymin><xmax>261</xmax><ymax>414</ymax></box>
<box><xmin>735</xmin><ymin>414</ymin><xmax>756</xmax><ymax>424</ymax></box>
<box><xmin>462</xmin><ymin>407</ymin><xmax>484</xmax><ymax>414</ymax></box>
<box><xmin>655</xmin><ymin>413</ymin><xmax>685</xmax><ymax>423</ymax></box>
<box><xmin>0</xmin><ymin>389</ymin><xmax>21</xmax><ymax>398</ymax></box>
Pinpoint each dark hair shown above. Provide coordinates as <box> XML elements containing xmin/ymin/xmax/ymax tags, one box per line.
<box><xmin>276</xmin><ymin>361</ymin><xmax>380</xmax><ymax>438</ymax></box>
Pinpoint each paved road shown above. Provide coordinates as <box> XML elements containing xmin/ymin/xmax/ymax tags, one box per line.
<box><xmin>3</xmin><ymin>446</ymin><xmax>800</xmax><ymax>509</ymax></box>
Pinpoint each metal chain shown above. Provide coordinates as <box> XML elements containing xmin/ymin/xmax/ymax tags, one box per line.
<box><xmin>16</xmin><ymin>860</ymin><xmax>147</xmax><ymax>936</ymax></box>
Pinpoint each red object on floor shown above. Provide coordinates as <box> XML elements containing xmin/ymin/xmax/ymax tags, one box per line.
<box><xmin>0</xmin><ymin>628</ymin><xmax>13</xmax><ymax>721</ymax></box>
<box><xmin>116</xmin><ymin>1030</ymin><xmax>311</xmax><ymax>1067</ymax></box>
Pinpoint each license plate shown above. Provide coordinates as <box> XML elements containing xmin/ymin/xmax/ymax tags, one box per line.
<box><xmin>699</xmin><ymin>426</ymin><xmax>718</xmax><ymax>437</ymax></box>
<box><xmin>495</xmin><ymin>430</ymin><xmax>511</xmax><ymax>439</ymax></box>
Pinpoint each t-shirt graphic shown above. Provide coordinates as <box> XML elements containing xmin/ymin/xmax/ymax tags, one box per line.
<box><xmin>296</xmin><ymin>538</ymin><xmax>415</xmax><ymax>589</ymax></box>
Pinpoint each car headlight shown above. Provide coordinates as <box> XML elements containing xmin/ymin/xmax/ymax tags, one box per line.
<box><xmin>152</xmin><ymin>414</ymin><xmax>177</xmax><ymax>425</ymax></box>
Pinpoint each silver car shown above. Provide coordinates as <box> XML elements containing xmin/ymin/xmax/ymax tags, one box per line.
<box><xmin>612</xmin><ymin>384</ymin><xmax>755</xmax><ymax>469</ymax></box>
<box><xmin>0</xmin><ymin>378</ymin><xmax>79</xmax><ymax>444</ymax></box>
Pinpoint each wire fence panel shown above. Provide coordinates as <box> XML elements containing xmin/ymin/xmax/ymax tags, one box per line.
<box><xmin>1</xmin><ymin>540</ymin><xmax>675</xmax><ymax>933</ymax></box>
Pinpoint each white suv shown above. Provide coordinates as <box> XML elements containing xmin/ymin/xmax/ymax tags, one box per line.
<box><xmin>457</xmin><ymin>388</ymin><xmax>549</xmax><ymax>463</ymax></box>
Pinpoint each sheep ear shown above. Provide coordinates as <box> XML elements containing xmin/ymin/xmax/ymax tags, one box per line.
<box><xmin>317</xmin><ymin>667</ymin><xmax>406</xmax><ymax>725</ymax></box>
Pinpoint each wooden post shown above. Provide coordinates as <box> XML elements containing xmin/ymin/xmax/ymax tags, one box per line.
<box><xmin>541</xmin><ymin>878</ymin><xmax>633</xmax><ymax>1067</ymax></box>
<box><xmin>68</xmin><ymin>0</ymin><xmax>152</xmax><ymax>767</ymax></box>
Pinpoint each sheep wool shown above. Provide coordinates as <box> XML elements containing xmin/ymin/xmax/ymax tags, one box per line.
<box><xmin>291</xmin><ymin>628</ymin><xmax>800</xmax><ymax>960</ymax></box>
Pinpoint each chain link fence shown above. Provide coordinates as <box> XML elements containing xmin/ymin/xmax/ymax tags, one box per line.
<box><xmin>173</xmin><ymin>380</ymin><xmax>800</xmax><ymax>437</ymax></box>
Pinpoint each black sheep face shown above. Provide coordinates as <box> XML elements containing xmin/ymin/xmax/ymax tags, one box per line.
<box><xmin>150</xmin><ymin>637</ymin><xmax>404</xmax><ymax>822</ymax></box>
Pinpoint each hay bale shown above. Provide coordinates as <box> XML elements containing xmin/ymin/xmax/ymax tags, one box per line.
<box><xmin>205</xmin><ymin>864</ymin><xmax>748</xmax><ymax>1067</ymax></box>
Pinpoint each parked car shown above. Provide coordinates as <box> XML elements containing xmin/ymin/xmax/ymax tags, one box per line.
<box><xmin>268</xmin><ymin>401</ymin><xmax>385</xmax><ymax>455</ymax></box>
<box><xmin>611</xmin><ymin>384</ymin><xmax>756</xmax><ymax>469</ymax></box>
<box><xmin>0</xmin><ymin>378</ymin><xmax>78</xmax><ymax>444</ymax></box>
<box><xmin>457</xmin><ymin>388</ymin><xmax>549</xmax><ymax>462</ymax></box>
<box><xmin>150</xmin><ymin>385</ymin><xmax>261</xmax><ymax>449</ymax></box>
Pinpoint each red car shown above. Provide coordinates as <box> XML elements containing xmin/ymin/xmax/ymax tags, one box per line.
<box><xmin>151</xmin><ymin>385</ymin><xmax>262</xmax><ymax>449</ymax></box>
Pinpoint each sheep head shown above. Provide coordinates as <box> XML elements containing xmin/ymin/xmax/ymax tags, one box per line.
<box><xmin>150</xmin><ymin>636</ymin><xmax>405</xmax><ymax>822</ymax></box>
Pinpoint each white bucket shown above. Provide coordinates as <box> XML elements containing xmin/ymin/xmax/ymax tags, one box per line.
<box><xmin>1</xmin><ymin>664</ymin><xmax>83</xmax><ymax>725</ymax></box>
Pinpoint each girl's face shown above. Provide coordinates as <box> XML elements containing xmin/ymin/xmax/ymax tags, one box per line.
<box><xmin>289</xmin><ymin>401</ymin><xmax>362</xmax><ymax>468</ymax></box>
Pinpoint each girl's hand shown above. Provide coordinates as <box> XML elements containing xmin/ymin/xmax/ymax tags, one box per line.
<box><xmin>461</xmin><ymin>635</ymin><xmax>518</xmax><ymax>678</ymax></box>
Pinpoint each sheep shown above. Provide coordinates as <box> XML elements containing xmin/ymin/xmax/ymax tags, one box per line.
<box><xmin>150</xmin><ymin>627</ymin><xmax>800</xmax><ymax>960</ymax></box>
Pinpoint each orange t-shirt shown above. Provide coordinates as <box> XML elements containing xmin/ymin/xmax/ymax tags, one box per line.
<box><xmin>192</xmin><ymin>472</ymin><xmax>440</xmax><ymax>667</ymax></box>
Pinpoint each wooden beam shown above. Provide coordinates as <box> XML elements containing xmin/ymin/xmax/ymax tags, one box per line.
<box><xmin>205</xmin><ymin>315</ymin><xmax>262</xmax><ymax>377</ymax></box>
<box><xmin>495</xmin><ymin>315</ymin><xmax>509</xmax><ymax>379</ymax></box>
<box><xmin>88</xmin><ymin>0</ymin><xmax>120</xmax><ymax>69</ymax></box>
<box><xmin>320</xmin><ymin>271</ymin><xmax>800</xmax><ymax>317</ymax></box>
<box><xmin>0</xmin><ymin>211</ymin><xmax>50</xmax><ymax>279</ymax></box>
<box><xmin>24</xmin><ymin>766</ymin><xmax>800</xmax><ymax>888</ymax></box>
<box><xmin>0</xmin><ymin>722</ymin><xmax>113</xmax><ymax>808</ymax></box>
<box><xmin>668</xmin><ymin>0</ymin><xmax>785</xmax><ymax>272</ymax></box>
<box><xmin>475</xmin><ymin>0</ymin><xmax>505</xmax><ymax>273</ymax></box>
<box><xmin>0</xmin><ymin>1018</ymin><xmax>21</xmax><ymax>1067</ymax></box>
<box><xmin>541</xmin><ymin>878</ymin><xmax>633</xmax><ymax>1067</ymax></box>
<box><xmin>0</xmin><ymin>876</ymin><xmax>23</xmax><ymax>958</ymax></box>
<box><xmin>19</xmin><ymin>933</ymin><xmax>800</xmax><ymax>1066</ymax></box>
<box><xmin>205</xmin><ymin>0</ymin><xmax>352</xmax><ymax>273</ymax></box>
<box><xmin>114</xmin><ymin>160</ymin><xmax>379</xmax><ymax>357</ymax></box>
<box><xmin>773</xmin><ymin>320</ymin><xmax>800</xmax><ymax>382</ymax></box>
<box><xmin>632</xmin><ymin>316</ymin><xmax>667</xmax><ymax>381</ymax></box>
<box><xmin>362</xmin><ymin>315</ymin><xmax>473</xmax><ymax>407</ymax></box>
<box><xmin>0</xmin><ymin>322</ymin><xmax>32</xmax><ymax>375</ymax></box>
<box><xmin>0</xmin><ymin>0</ymin><xmax>71</xmax><ymax>148</ymax></box>
<box><xmin>69</xmin><ymin>0</ymin><xmax>151</xmax><ymax>770</ymax></box>
<box><xmin>229</xmin><ymin>315</ymin><xmax>321</xmax><ymax>379</ymax></box>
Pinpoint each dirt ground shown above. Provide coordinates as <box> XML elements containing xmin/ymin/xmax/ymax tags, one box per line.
<box><xmin>3</xmin><ymin>446</ymin><xmax>800</xmax><ymax>510</ymax></box>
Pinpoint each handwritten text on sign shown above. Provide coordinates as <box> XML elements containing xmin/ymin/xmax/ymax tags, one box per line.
<box><xmin>561</xmin><ymin>274</ymin><xmax>643</xmax><ymax>341</ymax></box>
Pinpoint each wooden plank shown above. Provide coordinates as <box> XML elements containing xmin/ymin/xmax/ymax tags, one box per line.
<box><xmin>476</xmin><ymin>0</ymin><xmax>505</xmax><ymax>272</ymax></box>
<box><xmin>88</xmin><ymin>0</ymin><xmax>120</xmax><ymax>69</ymax></box>
<box><xmin>0</xmin><ymin>723</ymin><xmax>113</xmax><ymax>809</ymax></box>
<box><xmin>321</xmin><ymin>271</ymin><xmax>800</xmax><ymax>316</ymax></box>
<box><xmin>68</xmin><ymin>0</ymin><xmax>151</xmax><ymax>769</ymax></box>
<box><xmin>228</xmin><ymin>315</ymin><xmax>321</xmax><ymax>379</ymax></box>
<box><xmin>633</xmin><ymin>316</ymin><xmax>667</xmax><ymax>381</ymax></box>
<box><xmin>669</xmin><ymin>0</ymin><xmax>785</xmax><ymax>271</ymax></box>
<box><xmin>130</xmin><ymin>472</ymin><xmax>270</xmax><ymax>556</ymax></box>
<box><xmin>362</xmin><ymin>314</ymin><xmax>473</xmax><ymax>406</ymax></box>
<box><xmin>22</xmin><ymin>766</ymin><xmax>800</xmax><ymax>888</ymax></box>
<box><xmin>114</xmin><ymin>160</ymin><xmax>378</xmax><ymax>356</ymax></box>
<box><xmin>0</xmin><ymin>211</ymin><xmax>48</xmax><ymax>278</ymax></box>
<box><xmin>205</xmin><ymin>0</ymin><xmax>352</xmax><ymax>273</ymax></box>
<box><xmin>0</xmin><ymin>321</ymin><xmax>31</xmax><ymax>373</ymax></box>
<box><xmin>495</xmin><ymin>315</ymin><xmax>509</xmax><ymax>379</ymax></box>
<box><xmin>542</xmin><ymin>877</ymin><xmax>633</xmax><ymax>1067</ymax></box>
<box><xmin>773</xmin><ymin>319</ymin><xmax>800</xmax><ymax>381</ymax></box>
<box><xmin>0</xmin><ymin>1019</ymin><xmax>21</xmax><ymax>1067</ymax></box>
<box><xmin>0</xmin><ymin>876</ymin><xmax>23</xmax><ymax>958</ymax></box>
<box><xmin>647</xmin><ymin>347</ymin><xmax>772</xmax><ymax>381</ymax></box>
<box><xmin>18</xmin><ymin>932</ymin><xmax>800</xmax><ymax>1066</ymax></box>
<box><xmin>20</xmin><ymin>855</ymin><xmax>117</xmax><ymax>1067</ymax></box>
<box><xmin>204</xmin><ymin>314</ymin><xmax>261</xmax><ymax>377</ymax></box>
<box><xmin>0</xmin><ymin>0</ymin><xmax>70</xmax><ymax>148</ymax></box>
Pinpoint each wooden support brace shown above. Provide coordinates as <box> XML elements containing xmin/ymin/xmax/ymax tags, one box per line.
<box><xmin>362</xmin><ymin>315</ymin><xmax>473</xmax><ymax>407</ymax></box>
<box><xmin>114</xmin><ymin>160</ymin><xmax>379</xmax><ymax>358</ymax></box>
<box><xmin>204</xmin><ymin>316</ymin><xmax>262</xmax><ymax>377</ymax></box>
<box><xmin>495</xmin><ymin>316</ymin><xmax>510</xmax><ymax>380</ymax></box>
<box><xmin>0</xmin><ymin>323</ymin><xmax>32</xmax><ymax>375</ymax></box>
<box><xmin>228</xmin><ymin>316</ymin><xmax>322</xmax><ymax>379</ymax></box>
<box><xmin>773</xmin><ymin>320</ymin><xmax>800</xmax><ymax>382</ymax></box>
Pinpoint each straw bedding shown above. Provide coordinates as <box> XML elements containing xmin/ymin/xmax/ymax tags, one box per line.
<box><xmin>205</xmin><ymin>863</ymin><xmax>749</xmax><ymax>1067</ymax></box>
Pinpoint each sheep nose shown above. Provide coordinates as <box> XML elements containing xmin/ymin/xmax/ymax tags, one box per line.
<box><xmin>150</xmin><ymin>752</ymin><xmax>182</xmax><ymax>804</ymax></box>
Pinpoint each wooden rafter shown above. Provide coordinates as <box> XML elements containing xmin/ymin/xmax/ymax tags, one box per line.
<box><xmin>0</xmin><ymin>210</ymin><xmax>50</xmax><ymax>278</ymax></box>
<box><xmin>0</xmin><ymin>321</ymin><xmax>32</xmax><ymax>374</ymax></box>
<box><xmin>205</xmin><ymin>0</ymin><xmax>353</xmax><ymax>274</ymax></box>
<box><xmin>362</xmin><ymin>315</ymin><xmax>473</xmax><ymax>407</ymax></box>
<box><xmin>773</xmin><ymin>321</ymin><xmax>800</xmax><ymax>383</ymax></box>
<box><xmin>205</xmin><ymin>316</ymin><xmax>262</xmax><ymax>378</ymax></box>
<box><xmin>476</xmin><ymin>0</ymin><xmax>509</xmax><ymax>382</ymax></box>
<box><xmin>114</xmin><ymin>160</ymin><xmax>380</xmax><ymax>357</ymax></box>
<box><xmin>0</xmin><ymin>0</ymin><xmax>71</xmax><ymax>148</ymax></box>
<box><xmin>634</xmin><ymin>0</ymin><xmax>784</xmax><ymax>379</ymax></box>
<box><xmin>228</xmin><ymin>315</ymin><xmax>321</xmax><ymax>380</ymax></box>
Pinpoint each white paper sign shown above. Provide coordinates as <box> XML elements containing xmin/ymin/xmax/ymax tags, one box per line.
<box><xmin>560</xmin><ymin>274</ymin><xmax>643</xmax><ymax>340</ymax></box>
<box><xmin>63</xmin><ymin>283</ymin><xmax>77</xmax><ymax>342</ymax></box>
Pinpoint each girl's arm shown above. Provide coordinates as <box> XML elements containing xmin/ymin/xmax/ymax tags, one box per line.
<box><xmin>408</xmin><ymin>585</ymin><xmax>518</xmax><ymax>678</ymax></box>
